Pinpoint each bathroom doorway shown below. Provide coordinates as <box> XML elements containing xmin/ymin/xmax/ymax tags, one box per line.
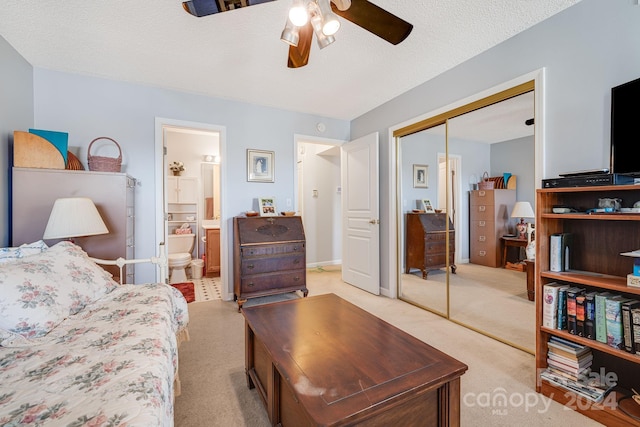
<box><xmin>155</xmin><ymin>118</ymin><xmax>228</xmax><ymax>299</ymax></box>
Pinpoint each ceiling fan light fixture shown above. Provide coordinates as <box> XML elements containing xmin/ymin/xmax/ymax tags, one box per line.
<box><xmin>281</xmin><ymin>18</ymin><xmax>300</xmax><ymax>46</ymax></box>
<box><xmin>288</xmin><ymin>0</ymin><xmax>309</xmax><ymax>26</ymax></box>
<box><xmin>318</xmin><ymin>0</ymin><xmax>340</xmax><ymax>36</ymax></box>
<box><xmin>309</xmin><ymin>3</ymin><xmax>335</xmax><ymax>49</ymax></box>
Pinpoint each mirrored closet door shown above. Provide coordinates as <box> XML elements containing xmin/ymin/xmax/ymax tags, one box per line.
<box><xmin>395</xmin><ymin>81</ymin><xmax>537</xmax><ymax>353</ymax></box>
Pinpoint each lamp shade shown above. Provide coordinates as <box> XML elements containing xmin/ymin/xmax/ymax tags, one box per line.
<box><xmin>511</xmin><ymin>201</ymin><xmax>535</xmax><ymax>219</ymax></box>
<box><xmin>43</xmin><ymin>197</ymin><xmax>109</xmax><ymax>240</ymax></box>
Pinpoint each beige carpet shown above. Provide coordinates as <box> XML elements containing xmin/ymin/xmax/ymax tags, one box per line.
<box><xmin>401</xmin><ymin>263</ymin><xmax>535</xmax><ymax>352</ymax></box>
<box><xmin>174</xmin><ymin>265</ymin><xmax>603</xmax><ymax>426</ymax></box>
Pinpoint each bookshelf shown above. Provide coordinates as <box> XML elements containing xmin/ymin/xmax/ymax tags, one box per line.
<box><xmin>536</xmin><ymin>185</ymin><xmax>640</xmax><ymax>426</ymax></box>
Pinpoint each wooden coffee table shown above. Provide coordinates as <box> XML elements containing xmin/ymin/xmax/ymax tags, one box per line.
<box><xmin>242</xmin><ymin>293</ymin><xmax>468</xmax><ymax>426</ymax></box>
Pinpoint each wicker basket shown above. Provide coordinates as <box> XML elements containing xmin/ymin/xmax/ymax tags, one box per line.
<box><xmin>87</xmin><ymin>137</ymin><xmax>122</xmax><ymax>172</ymax></box>
<box><xmin>478</xmin><ymin>171</ymin><xmax>495</xmax><ymax>190</ymax></box>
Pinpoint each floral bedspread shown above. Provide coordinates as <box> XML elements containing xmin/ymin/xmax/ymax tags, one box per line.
<box><xmin>0</xmin><ymin>283</ymin><xmax>189</xmax><ymax>426</ymax></box>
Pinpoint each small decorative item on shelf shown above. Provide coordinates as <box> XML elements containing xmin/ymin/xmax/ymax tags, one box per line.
<box><xmin>281</xmin><ymin>211</ymin><xmax>295</xmax><ymax>216</ymax></box>
<box><xmin>246</xmin><ymin>210</ymin><xmax>259</xmax><ymax>217</ymax></box>
<box><xmin>175</xmin><ymin>223</ymin><xmax>192</xmax><ymax>234</ymax></box>
<box><xmin>169</xmin><ymin>161</ymin><xmax>185</xmax><ymax>176</ymax></box>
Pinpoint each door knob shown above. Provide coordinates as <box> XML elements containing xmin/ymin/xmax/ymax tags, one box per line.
<box><xmin>369</xmin><ymin>219</ymin><xmax>379</xmax><ymax>224</ymax></box>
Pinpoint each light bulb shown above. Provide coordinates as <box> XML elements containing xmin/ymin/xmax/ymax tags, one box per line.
<box><xmin>289</xmin><ymin>1</ymin><xmax>308</xmax><ymax>26</ymax></box>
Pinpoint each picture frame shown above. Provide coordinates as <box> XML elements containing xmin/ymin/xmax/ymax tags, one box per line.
<box><xmin>258</xmin><ymin>197</ymin><xmax>277</xmax><ymax>217</ymax></box>
<box><xmin>413</xmin><ymin>164</ymin><xmax>428</xmax><ymax>188</ymax></box>
<box><xmin>422</xmin><ymin>199</ymin><xmax>435</xmax><ymax>213</ymax></box>
<box><xmin>247</xmin><ymin>149</ymin><xmax>275</xmax><ymax>182</ymax></box>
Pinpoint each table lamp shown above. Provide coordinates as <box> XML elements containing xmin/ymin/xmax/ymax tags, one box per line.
<box><xmin>43</xmin><ymin>197</ymin><xmax>108</xmax><ymax>242</ymax></box>
<box><xmin>511</xmin><ymin>201</ymin><xmax>535</xmax><ymax>240</ymax></box>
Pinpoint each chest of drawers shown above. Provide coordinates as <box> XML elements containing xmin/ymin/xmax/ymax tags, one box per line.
<box><xmin>233</xmin><ymin>216</ymin><xmax>308</xmax><ymax>310</ymax></box>
<box><xmin>405</xmin><ymin>213</ymin><xmax>456</xmax><ymax>279</ymax></box>
<box><xmin>469</xmin><ymin>189</ymin><xmax>515</xmax><ymax>267</ymax></box>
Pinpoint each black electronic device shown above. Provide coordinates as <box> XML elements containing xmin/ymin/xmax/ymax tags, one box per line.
<box><xmin>542</xmin><ymin>173</ymin><xmax>636</xmax><ymax>189</ymax></box>
<box><xmin>559</xmin><ymin>168</ymin><xmax>609</xmax><ymax>177</ymax></box>
<box><xmin>611</xmin><ymin>76</ymin><xmax>640</xmax><ymax>176</ymax></box>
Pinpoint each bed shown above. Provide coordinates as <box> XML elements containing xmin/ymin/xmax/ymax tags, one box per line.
<box><xmin>0</xmin><ymin>241</ymin><xmax>189</xmax><ymax>426</ymax></box>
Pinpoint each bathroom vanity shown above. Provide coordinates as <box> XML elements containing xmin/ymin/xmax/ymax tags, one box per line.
<box><xmin>202</xmin><ymin>223</ymin><xmax>221</xmax><ymax>275</ymax></box>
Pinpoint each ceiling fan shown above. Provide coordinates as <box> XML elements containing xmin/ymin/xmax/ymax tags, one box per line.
<box><xmin>182</xmin><ymin>0</ymin><xmax>413</xmax><ymax>68</ymax></box>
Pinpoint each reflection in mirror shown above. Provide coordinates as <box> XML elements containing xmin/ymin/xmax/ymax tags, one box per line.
<box><xmin>447</xmin><ymin>91</ymin><xmax>536</xmax><ymax>353</ymax></box>
<box><xmin>201</xmin><ymin>163</ymin><xmax>221</xmax><ymax>220</ymax></box>
<box><xmin>398</xmin><ymin>124</ymin><xmax>449</xmax><ymax>316</ymax></box>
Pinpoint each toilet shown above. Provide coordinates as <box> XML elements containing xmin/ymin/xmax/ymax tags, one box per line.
<box><xmin>167</xmin><ymin>233</ymin><xmax>196</xmax><ymax>284</ymax></box>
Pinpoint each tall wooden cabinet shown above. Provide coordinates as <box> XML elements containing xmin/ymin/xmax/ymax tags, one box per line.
<box><xmin>233</xmin><ymin>216</ymin><xmax>308</xmax><ymax>310</ymax></box>
<box><xmin>536</xmin><ymin>185</ymin><xmax>640</xmax><ymax>426</ymax></box>
<box><xmin>12</xmin><ymin>167</ymin><xmax>136</xmax><ymax>283</ymax></box>
<box><xmin>469</xmin><ymin>189</ymin><xmax>516</xmax><ymax>267</ymax></box>
<box><xmin>405</xmin><ymin>213</ymin><xmax>456</xmax><ymax>279</ymax></box>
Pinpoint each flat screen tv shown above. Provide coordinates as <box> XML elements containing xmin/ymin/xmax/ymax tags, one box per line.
<box><xmin>611</xmin><ymin>76</ymin><xmax>640</xmax><ymax>175</ymax></box>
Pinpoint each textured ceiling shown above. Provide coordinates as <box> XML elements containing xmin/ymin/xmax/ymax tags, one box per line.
<box><xmin>0</xmin><ymin>0</ymin><xmax>579</xmax><ymax>121</ymax></box>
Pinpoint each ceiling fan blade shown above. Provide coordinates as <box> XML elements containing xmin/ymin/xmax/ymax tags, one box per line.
<box><xmin>331</xmin><ymin>0</ymin><xmax>412</xmax><ymax>45</ymax></box>
<box><xmin>182</xmin><ymin>0</ymin><xmax>275</xmax><ymax>17</ymax></box>
<box><xmin>287</xmin><ymin>22</ymin><xmax>313</xmax><ymax>68</ymax></box>
<box><xmin>182</xmin><ymin>0</ymin><xmax>220</xmax><ymax>17</ymax></box>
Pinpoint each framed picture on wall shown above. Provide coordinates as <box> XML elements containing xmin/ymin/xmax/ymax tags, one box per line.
<box><xmin>413</xmin><ymin>164</ymin><xmax>428</xmax><ymax>188</ymax></box>
<box><xmin>258</xmin><ymin>197</ymin><xmax>277</xmax><ymax>217</ymax></box>
<box><xmin>422</xmin><ymin>199</ymin><xmax>435</xmax><ymax>213</ymax></box>
<box><xmin>247</xmin><ymin>149</ymin><xmax>275</xmax><ymax>182</ymax></box>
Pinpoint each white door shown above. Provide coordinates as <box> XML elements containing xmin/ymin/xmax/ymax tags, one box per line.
<box><xmin>341</xmin><ymin>132</ymin><xmax>380</xmax><ymax>294</ymax></box>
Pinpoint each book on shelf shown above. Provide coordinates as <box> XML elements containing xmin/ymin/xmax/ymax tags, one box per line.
<box><xmin>576</xmin><ymin>294</ymin><xmax>586</xmax><ymax>337</ymax></box>
<box><xmin>547</xmin><ymin>355</ymin><xmax>593</xmax><ymax>375</ymax></box>
<box><xmin>584</xmin><ymin>292</ymin><xmax>596</xmax><ymax>340</ymax></box>
<box><xmin>595</xmin><ymin>292</ymin><xmax>613</xmax><ymax>344</ymax></box>
<box><xmin>567</xmin><ymin>287</ymin><xmax>586</xmax><ymax>335</ymax></box>
<box><xmin>550</xmin><ymin>233</ymin><xmax>571</xmax><ymax>272</ymax></box>
<box><xmin>621</xmin><ymin>300</ymin><xmax>640</xmax><ymax>353</ymax></box>
<box><xmin>606</xmin><ymin>295</ymin><xmax>632</xmax><ymax>350</ymax></box>
<box><xmin>546</xmin><ymin>366</ymin><xmax>590</xmax><ymax>383</ymax></box>
<box><xmin>542</xmin><ymin>283</ymin><xmax>569</xmax><ymax>329</ymax></box>
<box><xmin>540</xmin><ymin>369</ymin><xmax>615</xmax><ymax>403</ymax></box>
<box><xmin>548</xmin><ymin>335</ymin><xmax>590</xmax><ymax>353</ymax></box>
<box><xmin>548</xmin><ymin>351</ymin><xmax>593</xmax><ymax>368</ymax></box>
<box><xmin>633</xmin><ymin>308</ymin><xmax>640</xmax><ymax>354</ymax></box>
<box><xmin>547</xmin><ymin>341</ymin><xmax>591</xmax><ymax>359</ymax></box>
<box><xmin>557</xmin><ymin>286</ymin><xmax>569</xmax><ymax>330</ymax></box>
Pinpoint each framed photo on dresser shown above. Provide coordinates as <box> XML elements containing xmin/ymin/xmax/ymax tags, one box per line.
<box><xmin>421</xmin><ymin>199</ymin><xmax>435</xmax><ymax>213</ymax></box>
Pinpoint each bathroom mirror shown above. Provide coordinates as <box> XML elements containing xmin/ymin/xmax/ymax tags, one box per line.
<box><xmin>395</xmin><ymin>81</ymin><xmax>537</xmax><ymax>354</ymax></box>
<box><xmin>201</xmin><ymin>163</ymin><xmax>221</xmax><ymax>221</ymax></box>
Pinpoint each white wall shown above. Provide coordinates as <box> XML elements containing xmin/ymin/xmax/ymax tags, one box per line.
<box><xmin>30</xmin><ymin>69</ymin><xmax>350</xmax><ymax>283</ymax></box>
<box><xmin>351</xmin><ymin>0</ymin><xmax>640</xmax><ymax>292</ymax></box>
<box><xmin>0</xmin><ymin>36</ymin><xmax>33</xmax><ymax>246</ymax></box>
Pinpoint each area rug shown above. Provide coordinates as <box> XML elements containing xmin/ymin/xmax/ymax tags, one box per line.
<box><xmin>171</xmin><ymin>282</ymin><xmax>195</xmax><ymax>303</ymax></box>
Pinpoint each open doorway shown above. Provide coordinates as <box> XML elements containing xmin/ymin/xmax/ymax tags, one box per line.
<box><xmin>155</xmin><ymin>118</ymin><xmax>228</xmax><ymax>300</ymax></box>
<box><xmin>295</xmin><ymin>137</ymin><xmax>344</xmax><ymax>270</ymax></box>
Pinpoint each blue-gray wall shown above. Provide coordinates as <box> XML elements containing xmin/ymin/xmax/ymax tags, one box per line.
<box><xmin>351</xmin><ymin>0</ymin><xmax>640</xmax><ymax>291</ymax></box>
<box><xmin>0</xmin><ymin>36</ymin><xmax>33</xmax><ymax>247</ymax></box>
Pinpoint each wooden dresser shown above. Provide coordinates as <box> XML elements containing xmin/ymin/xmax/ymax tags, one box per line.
<box><xmin>233</xmin><ymin>216</ymin><xmax>308</xmax><ymax>310</ymax></box>
<box><xmin>405</xmin><ymin>213</ymin><xmax>456</xmax><ymax>279</ymax></box>
<box><xmin>469</xmin><ymin>189</ymin><xmax>515</xmax><ymax>267</ymax></box>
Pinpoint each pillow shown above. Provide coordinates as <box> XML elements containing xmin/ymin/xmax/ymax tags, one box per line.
<box><xmin>0</xmin><ymin>240</ymin><xmax>49</xmax><ymax>264</ymax></box>
<box><xmin>0</xmin><ymin>241</ymin><xmax>118</xmax><ymax>340</ymax></box>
